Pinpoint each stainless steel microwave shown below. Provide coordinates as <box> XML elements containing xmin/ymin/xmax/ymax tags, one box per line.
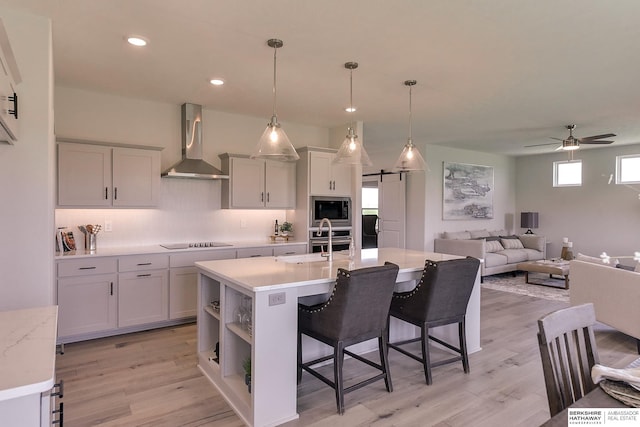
<box><xmin>310</xmin><ymin>196</ymin><xmax>352</xmax><ymax>227</ymax></box>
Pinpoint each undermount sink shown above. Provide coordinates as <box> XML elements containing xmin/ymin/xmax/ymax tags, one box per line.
<box><xmin>276</xmin><ymin>252</ymin><xmax>348</xmax><ymax>264</ymax></box>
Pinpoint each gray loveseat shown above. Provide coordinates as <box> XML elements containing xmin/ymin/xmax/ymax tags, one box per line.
<box><xmin>434</xmin><ymin>229</ymin><xmax>546</xmax><ymax>281</ymax></box>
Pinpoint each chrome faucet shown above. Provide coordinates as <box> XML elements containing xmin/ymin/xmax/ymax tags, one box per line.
<box><xmin>317</xmin><ymin>218</ymin><xmax>333</xmax><ymax>261</ymax></box>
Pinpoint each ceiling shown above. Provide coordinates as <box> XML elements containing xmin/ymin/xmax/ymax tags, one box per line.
<box><xmin>4</xmin><ymin>0</ymin><xmax>640</xmax><ymax>156</ymax></box>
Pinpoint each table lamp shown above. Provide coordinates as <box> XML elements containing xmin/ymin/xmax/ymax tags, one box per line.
<box><xmin>521</xmin><ymin>212</ymin><xmax>539</xmax><ymax>234</ymax></box>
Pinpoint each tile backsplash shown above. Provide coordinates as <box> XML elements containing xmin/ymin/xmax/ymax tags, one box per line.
<box><xmin>55</xmin><ymin>179</ymin><xmax>289</xmax><ymax>249</ymax></box>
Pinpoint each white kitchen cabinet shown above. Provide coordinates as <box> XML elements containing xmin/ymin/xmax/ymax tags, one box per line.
<box><xmin>220</xmin><ymin>153</ymin><xmax>296</xmax><ymax>209</ymax></box>
<box><xmin>57</xmin><ymin>141</ymin><xmax>162</xmax><ymax>207</ymax></box>
<box><xmin>273</xmin><ymin>244</ymin><xmax>307</xmax><ymax>256</ymax></box>
<box><xmin>309</xmin><ymin>150</ymin><xmax>352</xmax><ymax>196</ymax></box>
<box><xmin>118</xmin><ymin>254</ymin><xmax>169</xmax><ymax>328</ymax></box>
<box><xmin>236</xmin><ymin>247</ymin><xmax>274</xmax><ymax>258</ymax></box>
<box><xmin>168</xmin><ymin>248</ymin><xmax>236</xmax><ymax>320</ymax></box>
<box><xmin>57</xmin><ymin>257</ymin><xmax>118</xmax><ymax>339</ymax></box>
<box><xmin>0</xmin><ymin>18</ymin><xmax>20</xmax><ymax>143</ymax></box>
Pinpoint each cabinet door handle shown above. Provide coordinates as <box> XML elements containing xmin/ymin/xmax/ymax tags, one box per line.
<box><xmin>52</xmin><ymin>401</ymin><xmax>64</xmax><ymax>426</ymax></box>
<box><xmin>137</xmin><ymin>262</ymin><xmax>152</xmax><ymax>266</ymax></box>
<box><xmin>8</xmin><ymin>92</ymin><xmax>17</xmax><ymax>119</ymax></box>
<box><xmin>137</xmin><ymin>273</ymin><xmax>151</xmax><ymax>277</ymax></box>
<box><xmin>266</xmin><ymin>192</ymin><xmax>270</xmax><ymax>203</ymax></box>
<box><xmin>52</xmin><ymin>380</ymin><xmax>64</xmax><ymax>398</ymax></box>
<box><xmin>261</xmin><ymin>192</ymin><xmax>264</xmax><ymax>202</ymax></box>
<box><xmin>114</xmin><ymin>187</ymin><xmax>118</xmax><ymax>200</ymax></box>
<box><xmin>284</xmin><ymin>251</ymin><xmax>296</xmax><ymax>255</ymax></box>
<box><xmin>105</xmin><ymin>187</ymin><xmax>108</xmax><ymax>200</ymax></box>
<box><xmin>78</xmin><ymin>266</ymin><xmax>96</xmax><ymax>270</ymax></box>
<box><xmin>110</xmin><ymin>282</ymin><xmax>113</xmax><ymax>295</ymax></box>
<box><xmin>249</xmin><ymin>254</ymin><xmax>262</xmax><ymax>257</ymax></box>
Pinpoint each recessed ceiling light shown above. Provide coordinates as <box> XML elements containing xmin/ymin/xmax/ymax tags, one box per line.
<box><xmin>210</xmin><ymin>79</ymin><xmax>224</xmax><ymax>86</ymax></box>
<box><xmin>126</xmin><ymin>36</ymin><xmax>148</xmax><ymax>47</ymax></box>
<box><xmin>345</xmin><ymin>107</ymin><xmax>356</xmax><ymax>113</ymax></box>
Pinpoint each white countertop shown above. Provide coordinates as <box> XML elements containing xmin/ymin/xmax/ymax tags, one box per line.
<box><xmin>55</xmin><ymin>240</ymin><xmax>307</xmax><ymax>260</ymax></box>
<box><xmin>195</xmin><ymin>248</ymin><xmax>463</xmax><ymax>292</ymax></box>
<box><xmin>0</xmin><ymin>306</ymin><xmax>58</xmax><ymax>401</ymax></box>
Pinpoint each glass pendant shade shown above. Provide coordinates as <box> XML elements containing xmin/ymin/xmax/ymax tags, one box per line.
<box><xmin>334</xmin><ymin>127</ymin><xmax>372</xmax><ymax>166</ymax></box>
<box><xmin>253</xmin><ymin>115</ymin><xmax>299</xmax><ymax>161</ymax></box>
<box><xmin>393</xmin><ymin>80</ymin><xmax>426</xmax><ymax>172</ymax></box>
<box><xmin>333</xmin><ymin>62</ymin><xmax>371</xmax><ymax>166</ymax></box>
<box><xmin>393</xmin><ymin>138</ymin><xmax>426</xmax><ymax>171</ymax></box>
<box><xmin>251</xmin><ymin>39</ymin><xmax>299</xmax><ymax>162</ymax></box>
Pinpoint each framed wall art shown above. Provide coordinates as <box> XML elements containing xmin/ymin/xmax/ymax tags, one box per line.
<box><xmin>443</xmin><ymin>162</ymin><xmax>493</xmax><ymax>220</ymax></box>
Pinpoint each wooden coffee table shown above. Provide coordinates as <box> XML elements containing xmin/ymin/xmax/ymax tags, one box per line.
<box><xmin>517</xmin><ymin>260</ymin><xmax>570</xmax><ymax>289</ymax></box>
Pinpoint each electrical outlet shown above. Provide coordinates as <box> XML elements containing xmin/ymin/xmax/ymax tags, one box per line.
<box><xmin>268</xmin><ymin>292</ymin><xmax>286</xmax><ymax>306</ymax></box>
<box><xmin>240</xmin><ymin>219</ymin><xmax>247</xmax><ymax>229</ymax></box>
<box><xmin>104</xmin><ymin>220</ymin><xmax>113</xmax><ymax>232</ymax></box>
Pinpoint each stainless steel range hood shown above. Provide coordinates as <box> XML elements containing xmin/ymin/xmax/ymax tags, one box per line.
<box><xmin>162</xmin><ymin>103</ymin><xmax>229</xmax><ymax>179</ymax></box>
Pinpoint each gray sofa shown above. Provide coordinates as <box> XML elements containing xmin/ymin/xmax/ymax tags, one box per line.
<box><xmin>434</xmin><ymin>229</ymin><xmax>546</xmax><ymax>280</ymax></box>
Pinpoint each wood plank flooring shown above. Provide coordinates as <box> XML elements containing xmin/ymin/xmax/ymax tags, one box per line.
<box><xmin>55</xmin><ymin>288</ymin><xmax>638</xmax><ymax>426</ymax></box>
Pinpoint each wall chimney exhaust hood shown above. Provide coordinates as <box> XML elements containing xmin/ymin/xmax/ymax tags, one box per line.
<box><xmin>162</xmin><ymin>103</ymin><xmax>229</xmax><ymax>179</ymax></box>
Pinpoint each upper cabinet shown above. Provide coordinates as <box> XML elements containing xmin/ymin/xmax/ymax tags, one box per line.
<box><xmin>220</xmin><ymin>153</ymin><xmax>296</xmax><ymax>209</ymax></box>
<box><xmin>0</xmin><ymin>18</ymin><xmax>20</xmax><ymax>144</ymax></box>
<box><xmin>57</xmin><ymin>141</ymin><xmax>162</xmax><ymax>208</ymax></box>
<box><xmin>309</xmin><ymin>150</ymin><xmax>352</xmax><ymax>196</ymax></box>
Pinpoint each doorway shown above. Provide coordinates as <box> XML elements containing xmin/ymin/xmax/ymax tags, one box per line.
<box><xmin>362</xmin><ymin>173</ymin><xmax>406</xmax><ymax>249</ymax></box>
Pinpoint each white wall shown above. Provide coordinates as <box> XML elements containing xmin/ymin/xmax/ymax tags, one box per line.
<box><xmin>363</xmin><ymin>135</ymin><xmax>516</xmax><ymax>252</ymax></box>
<box><xmin>515</xmin><ymin>144</ymin><xmax>640</xmax><ymax>262</ymax></box>
<box><xmin>0</xmin><ymin>8</ymin><xmax>54</xmax><ymax>310</ymax></box>
<box><xmin>54</xmin><ymin>87</ymin><xmax>330</xmax><ymax>247</ymax></box>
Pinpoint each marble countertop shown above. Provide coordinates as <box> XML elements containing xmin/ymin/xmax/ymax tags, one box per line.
<box><xmin>195</xmin><ymin>248</ymin><xmax>463</xmax><ymax>293</ymax></box>
<box><xmin>0</xmin><ymin>306</ymin><xmax>58</xmax><ymax>401</ymax></box>
<box><xmin>55</xmin><ymin>240</ymin><xmax>307</xmax><ymax>260</ymax></box>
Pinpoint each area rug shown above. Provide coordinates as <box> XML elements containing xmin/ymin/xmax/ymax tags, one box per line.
<box><xmin>482</xmin><ymin>271</ymin><xmax>569</xmax><ymax>302</ymax></box>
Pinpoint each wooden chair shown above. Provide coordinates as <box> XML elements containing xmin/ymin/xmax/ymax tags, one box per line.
<box><xmin>387</xmin><ymin>257</ymin><xmax>480</xmax><ymax>385</ymax></box>
<box><xmin>537</xmin><ymin>303</ymin><xmax>600</xmax><ymax>417</ymax></box>
<box><xmin>297</xmin><ymin>262</ymin><xmax>399</xmax><ymax>414</ymax></box>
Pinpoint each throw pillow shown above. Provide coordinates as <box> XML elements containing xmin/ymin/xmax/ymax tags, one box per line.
<box><xmin>499</xmin><ymin>235</ymin><xmax>520</xmax><ymax>239</ymax></box>
<box><xmin>518</xmin><ymin>234</ymin><xmax>545</xmax><ymax>252</ymax></box>
<box><xmin>501</xmin><ymin>238</ymin><xmax>524</xmax><ymax>249</ymax></box>
<box><xmin>469</xmin><ymin>229</ymin><xmax>490</xmax><ymax>238</ymax></box>
<box><xmin>489</xmin><ymin>229</ymin><xmax>508</xmax><ymax>237</ymax></box>
<box><xmin>443</xmin><ymin>231</ymin><xmax>471</xmax><ymax>240</ymax></box>
<box><xmin>485</xmin><ymin>240</ymin><xmax>505</xmax><ymax>253</ymax></box>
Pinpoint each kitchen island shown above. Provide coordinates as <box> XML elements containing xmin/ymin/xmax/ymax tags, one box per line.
<box><xmin>195</xmin><ymin>248</ymin><xmax>481</xmax><ymax>427</ymax></box>
<box><xmin>0</xmin><ymin>306</ymin><xmax>59</xmax><ymax>426</ymax></box>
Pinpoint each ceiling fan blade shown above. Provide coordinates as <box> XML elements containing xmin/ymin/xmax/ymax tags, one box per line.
<box><xmin>579</xmin><ymin>133</ymin><xmax>616</xmax><ymax>141</ymax></box>
<box><xmin>554</xmin><ymin>145</ymin><xmax>565</xmax><ymax>151</ymax></box>
<box><xmin>580</xmin><ymin>140</ymin><xmax>614</xmax><ymax>145</ymax></box>
<box><xmin>549</xmin><ymin>137</ymin><xmax>564</xmax><ymax>141</ymax></box>
<box><xmin>525</xmin><ymin>142</ymin><xmax>559</xmax><ymax>148</ymax></box>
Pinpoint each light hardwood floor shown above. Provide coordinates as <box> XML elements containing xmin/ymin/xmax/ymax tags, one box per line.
<box><xmin>56</xmin><ymin>288</ymin><xmax>638</xmax><ymax>426</ymax></box>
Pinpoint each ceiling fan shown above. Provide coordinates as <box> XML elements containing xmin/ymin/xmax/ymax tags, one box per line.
<box><xmin>526</xmin><ymin>125</ymin><xmax>616</xmax><ymax>151</ymax></box>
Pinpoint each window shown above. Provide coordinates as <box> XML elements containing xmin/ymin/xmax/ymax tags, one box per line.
<box><xmin>553</xmin><ymin>160</ymin><xmax>582</xmax><ymax>187</ymax></box>
<box><xmin>616</xmin><ymin>154</ymin><xmax>640</xmax><ymax>184</ymax></box>
<box><xmin>362</xmin><ymin>186</ymin><xmax>378</xmax><ymax>216</ymax></box>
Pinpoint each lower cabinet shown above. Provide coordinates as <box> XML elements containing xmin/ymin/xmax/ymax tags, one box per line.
<box><xmin>118</xmin><ymin>269</ymin><xmax>169</xmax><ymax>327</ymax></box>
<box><xmin>169</xmin><ymin>267</ymin><xmax>199</xmax><ymax>319</ymax></box>
<box><xmin>57</xmin><ymin>273</ymin><xmax>117</xmax><ymax>337</ymax></box>
<box><xmin>56</xmin><ymin>244</ymin><xmax>307</xmax><ymax>343</ymax></box>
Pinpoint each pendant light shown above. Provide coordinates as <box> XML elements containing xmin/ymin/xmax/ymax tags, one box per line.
<box><xmin>251</xmin><ymin>39</ymin><xmax>299</xmax><ymax>162</ymax></box>
<box><xmin>393</xmin><ymin>80</ymin><xmax>426</xmax><ymax>172</ymax></box>
<box><xmin>333</xmin><ymin>62</ymin><xmax>372</xmax><ymax>166</ymax></box>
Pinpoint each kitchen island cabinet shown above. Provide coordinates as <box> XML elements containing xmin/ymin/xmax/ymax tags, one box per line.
<box><xmin>0</xmin><ymin>306</ymin><xmax>60</xmax><ymax>427</ymax></box>
<box><xmin>57</xmin><ymin>140</ymin><xmax>162</xmax><ymax>208</ymax></box>
<box><xmin>220</xmin><ymin>153</ymin><xmax>296</xmax><ymax>209</ymax></box>
<box><xmin>195</xmin><ymin>248</ymin><xmax>481</xmax><ymax>427</ymax></box>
